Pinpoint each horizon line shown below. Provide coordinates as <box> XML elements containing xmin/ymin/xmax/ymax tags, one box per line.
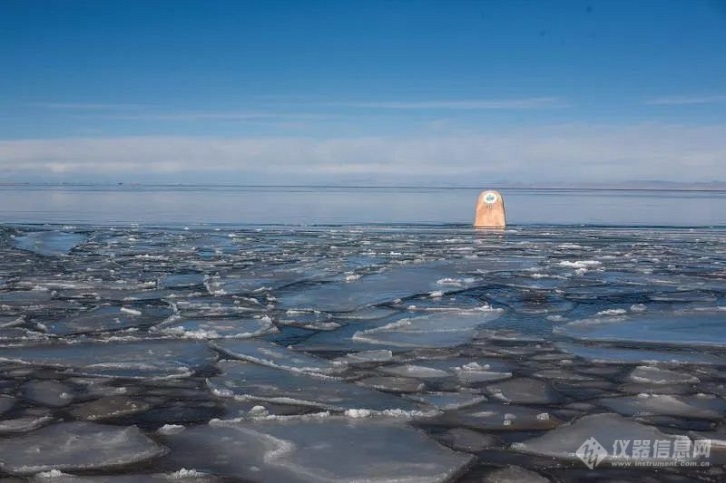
<box><xmin>1</xmin><ymin>181</ymin><xmax>725</xmax><ymax>192</ymax></box>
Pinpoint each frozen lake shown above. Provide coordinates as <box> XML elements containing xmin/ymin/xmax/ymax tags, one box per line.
<box><xmin>0</xmin><ymin>186</ymin><xmax>724</xmax><ymax>481</ymax></box>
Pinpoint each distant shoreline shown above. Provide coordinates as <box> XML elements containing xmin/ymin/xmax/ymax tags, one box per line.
<box><xmin>1</xmin><ymin>182</ymin><xmax>725</xmax><ymax>192</ymax></box>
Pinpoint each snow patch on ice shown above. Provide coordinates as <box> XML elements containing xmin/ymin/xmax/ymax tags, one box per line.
<box><xmin>157</xmin><ymin>424</ymin><xmax>186</xmax><ymax>435</ymax></box>
<box><xmin>119</xmin><ymin>307</ymin><xmax>142</xmax><ymax>316</ymax></box>
<box><xmin>596</xmin><ymin>309</ymin><xmax>627</xmax><ymax>316</ymax></box>
<box><xmin>558</xmin><ymin>260</ymin><xmax>601</xmax><ymax>268</ymax></box>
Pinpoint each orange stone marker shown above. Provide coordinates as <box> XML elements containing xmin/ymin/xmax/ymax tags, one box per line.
<box><xmin>474</xmin><ymin>190</ymin><xmax>506</xmax><ymax>228</ymax></box>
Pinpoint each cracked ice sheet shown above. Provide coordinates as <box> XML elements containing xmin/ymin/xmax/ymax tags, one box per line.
<box><xmin>0</xmin><ymin>422</ymin><xmax>166</xmax><ymax>475</ymax></box>
<box><xmin>0</xmin><ymin>339</ymin><xmax>217</xmax><ymax>379</ymax></box>
<box><xmin>555</xmin><ymin>309</ymin><xmax>726</xmax><ymax>348</ymax></box>
<box><xmin>159</xmin><ymin>417</ymin><xmax>473</xmax><ymax>483</ymax></box>
<box><xmin>275</xmin><ymin>263</ymin><xmax>482</xmax><ymax>313</ymax></box>
<box><xmin>352</xmin><ymin>310</ymin><xmax>502</xmax><ymax>349</ymax></box>
<box><xmin>207</xmin><ymin>360</ymin><xmax>426</xmax><ymax>413</ymax></box>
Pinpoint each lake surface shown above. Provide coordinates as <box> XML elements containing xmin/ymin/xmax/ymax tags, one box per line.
<box><xmin>0</xmin><ymin>186</ymin><xmax>724</xmax><ymax>481</ymax></box>
<box><xmin>0</xmin><ymin>185</ymin><xmax>724</xmax><ymax>226</ymax></box>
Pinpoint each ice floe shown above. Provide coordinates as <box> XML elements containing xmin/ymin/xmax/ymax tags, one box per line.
<box><xmin>628</xmin><ymin>365</ymin><xmax>700</xmax><ymax>385</ymax></box>
<box><xmin>352</xmin><ymin>310</ymin><xmax>502</xmax><ymax>349</ymax></box>
<box><xmin>44</xmin><ymin>305</ymin><xmax>174</xmax><ymax>336</ymax></box>
<box><xmin>437</xmin><ymin>427</ymin><xmax>502</xmax><ymax>453</ymax></box>
<box><xmin>211</xmin><ymin>339</ymin><xmax>336</xmax><ymax>374</ymax></box>
<box><xmin>0</xmin><ymin>395</ymin><xmax>15</xmax><ymax>415</ymax></box>
<box><xmin>0</xmin><ymin>339</ymin><xmax>217</xmax><ymax>379</ymax></box>
<box><xmin>159</xmin><ymin>417</ymin><xmax>473</xmax><ymax>482</ymax></box>
<box><xmin>483</xmin><ymin>465</ymin><xmax>549</xmax><ymax>483</ymax></box>
<box><xmin>513</xmin><ymin>412</ymin><xmax>691</xmax><ymax>463</ymax></box>
<box><xmin>159</xmin><ymin>273</ymin><xmax>206</xmax><ymax>289</ymax></box>
<box><xmin>276</xmin><ymin>263</ymin><xmax>480</xmax><ymax>312</ymax></box>
<box><xmin>557</xmin><ymin>342</ymin><xmax>726</xmax><ymax>365</ymax></box>
<box><xmin>12</xmin><ymin>232</ymin><xmax>87</xmax><ymax>257</ymax></box>
<box><xmin>0</xmin><ymin>416</ymin><xmax>54</xmax><ymax>435</ymax></box>
<box><xmin>428</xmin><ymin>402</ymin><xmax>561</xmax><ymax>431</ymax></box>
<box><xmin>597</xmin><ymin>394</ymin><xmax>726</xmax><ymax>420</ymax></box>
<box><xmin>380</xmin><ymin>364</ymin><xmax>451</xmax><ymax>379</ymax></box>
<box><xmin>357</xmin><ymin>376</ymin><xmax>425</xmax><ymax>393</ymax></box>
<box><xmin>334</xmin><ymin>349</ymin><xmax>394</xmax><ymax>366</ymax></box>
<box><xmin>0</xmin><ymin>422</ymin><xmax>166</xmax><ymax>475</ymax></box>
<box><xmin>20</xmin><ymin>380</ymin><xmax>75</xmax><ymax>407</ymax></box>
<box><xmin>555</xmin><ymin>309</ymin><xmax>726</xmax><ymax>348</ymax></box>
<box><xmin>407</xmin><ymin>392</ymin><xmax>488</xmax><ymax>410</ymax></box>
<box><xmin>207</xmin><ymin>360</ymin><xmax>427</xmax><ymax>413</ymax></box>
<box><xmin>69</xmin><ymin>396</ymin><xmax>151</xmax><ymax>421</ymax></box>
<box><xmin>152</xmin><ymin>316</ymin><xmax>275</xmax><ymax>339</ymax></box>
<box><xmin>486</xmin><ymin>378</ymin><xmax>562</xmax><ymax>405</ymax></box>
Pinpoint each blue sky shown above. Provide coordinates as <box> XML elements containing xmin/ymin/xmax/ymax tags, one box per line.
<box><xmin>1</xmin><ymin>0</ymin><xmax>725</xmax><ymax>184</ymax></box>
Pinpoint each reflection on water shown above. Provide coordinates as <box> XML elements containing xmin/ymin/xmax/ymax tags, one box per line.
<box><xmin>0</xmin><ymin>185</ymin><xmax>724</xmax><ymax>226</ymax></box>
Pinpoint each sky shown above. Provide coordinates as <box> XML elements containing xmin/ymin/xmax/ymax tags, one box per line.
<box><xmin>1</xmin><ymin>0</ymin><xmax>725</xmax><ymax>185</ymax></box>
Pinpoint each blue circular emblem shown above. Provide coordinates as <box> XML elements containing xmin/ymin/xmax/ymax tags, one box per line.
<box><xmin>484</xmin><ymin>192</ymin><xmax>498</xmax><ymax>204</ymax></box>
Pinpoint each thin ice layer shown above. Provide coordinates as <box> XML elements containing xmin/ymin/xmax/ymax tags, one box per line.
<box><xmin>0</xmin><ymin>416</ymin><xmax>54</xmax><ymax>435</ymax></box>
<box><xmin>0</xmin><ymin>422</ymin><xmax>166</xmax><ymax>475</ymax></box>
<box><xmin>352</xmin><ymin>310</ymin><xmax>501</xmax><ymax>348</ymax></box>
<box><xmin>597</xmin><ymin>394</ymin><xmax>726</xmax><ymax>420</ymax></box>
<box><xmin>12</xmin><ymin>232</ymin><xmax>87</xmax><ymax>256</ymax></box>
<box><xmin>0</xmin><ymin>339</ymin><xmax>217</xmax><ymax>379</ymax></box>
<box><xmin>556</xmin><ymin>342</ymin><xmax>726</xmax><ymax>365</ymax></box>
<box><xmin>212</xmin><ymin>339</ymin><xmax>336</xmax><ymax>374</ymax></box>
<box><xmin>0</xmin><ymin>290</ymin><xmax>53</xmax><ymax>308</ymax></box>
<box><xmin>160</xmin><ymin>417</ymin><xmax>473</xmax><ymax>483</ymax></box>
<box><xmin>408</xmin><ymin>392</ymin><xmax>488</xmax><ymax>410</ymax></box>
<box><xmin>514</xmin><ymin>413</ymin><xmax>690</xmax><ymax>463</ymax></box>
<box><xmin>207</xmin><ymin>360</ymin><xmax>424</xmax><ymax>412</ymax></box>
<box><xmin>555</xmin><ymin>310</ymin><xmax>726</xmax><ymax>348</ymax></box>
<box><xmin>45</xmin><ymin>305</ymin><xmax>174</xmax><ymax>336</ymax></box>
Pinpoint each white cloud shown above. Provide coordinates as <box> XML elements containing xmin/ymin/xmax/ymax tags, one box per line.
<box><xmin>31</xmin><ymin>103</ymin><xmax>333</xmax><ymax>122</ymax></box>
<box><xmin>327</xmin><ymin>97</ymin><xmax>568</xmax><ymax>110</ymax></box>
<box><xmin>33</xmin><ymin>103</ymin><xmax>149</xmax><ymax>111</ymax></box>
<box><xmin>29</xmin><ymin>97</ymin><xmax>567</xmax><ymax>122</ymax></box>
<box><xmin>103</xmin><ymin>111</ymin><xmax>335</xmax><ymax>122</ymax></box>
<box><xmin>0</xmin><ymin>123</ymin><xmax>724</xmax><ymax>183</ymax></box>
<box><xmin>645</xmin><ymin>95</ymin><xmax>726</xmax><ymax>106</ymax></box>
